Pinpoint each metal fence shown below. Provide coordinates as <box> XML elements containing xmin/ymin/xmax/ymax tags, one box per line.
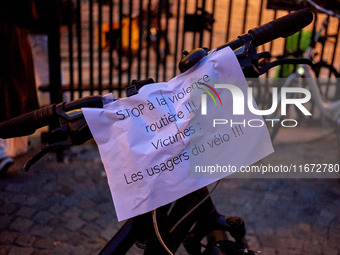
<box><xmin>48</xmin><ymin>0</ymin><xmax>340</xmax><ymax>102</ymax></box>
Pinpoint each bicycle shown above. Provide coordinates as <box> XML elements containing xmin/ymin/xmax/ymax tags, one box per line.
<box><xmin>268</xmin><ymin>0</ymin><xmax>340</xmax><ymax>141</ymax></box>
<box><xmin>0</xmin><ymin>9</ymin><xmax>313</xmax><ymax>255</ymax></box>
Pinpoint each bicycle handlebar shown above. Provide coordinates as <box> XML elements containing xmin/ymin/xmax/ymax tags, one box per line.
<box><xmin>0</xmin><ymin>105</ymin><xmax>56</xmax><ymax>138</ymax></box>
<box><xmin>0</xmin><ymin>96</ymin><xmax>103</xmax><ymax>139</ymax></box>
<box><xmin>249</xmin><ymin>9</ymin><xmax>313</xmax><ymax>46</ymax></box>
<box><xmin>217</xmin><ymin>9</ymin><xmax>313</xmax><ymax>51</ymax></box>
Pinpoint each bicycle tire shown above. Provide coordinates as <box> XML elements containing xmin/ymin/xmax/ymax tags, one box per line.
<box><xmin>311</xmin><ymin>61</ymin><xmax>340</xmax><ymax>101</ymax></box>
<box><xmin>270</xmin><ymin>62</ymin><xmax>340</xmax><ymax>141</ymax></box>
<box><xmin>268</xmin><ymin>72</ymin><xmax>302</xmax><ymax>141</ymax></box>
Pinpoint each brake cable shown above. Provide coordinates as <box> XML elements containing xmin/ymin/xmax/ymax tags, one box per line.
<box><xmin>152</xmin><ymin>180</ymin><xmax>221</xmax><ymax>254</ymax></box>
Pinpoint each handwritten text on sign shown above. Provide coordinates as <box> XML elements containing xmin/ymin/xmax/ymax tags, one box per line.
<box><xmin>83</xmin><ymin>47</ymin><xmax>273</xmax><ymax>221</ymax></box>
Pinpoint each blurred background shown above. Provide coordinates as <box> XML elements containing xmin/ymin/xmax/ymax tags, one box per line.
<box><xmin>37</xmin><ymin>0</ymin><xmax>340</xmax><ymax>102</ymax></box>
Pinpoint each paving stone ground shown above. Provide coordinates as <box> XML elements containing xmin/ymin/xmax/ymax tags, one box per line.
<box><xmin>0</xmin><ymin>124</ymin><xmax>339</xmax><ymax>255</ymax></box>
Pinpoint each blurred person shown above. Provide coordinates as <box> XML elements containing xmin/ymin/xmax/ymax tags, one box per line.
<box><xmin>29</xmin><ymin>33</ymin><xmax>51</xmax><ymax>106</ymax></box>
<box><xmin>0</xmin><ymin>0</ymin><xmax>39</xmax><ymax>174</ymax></box>
<box><xmin>29</xmin><ymin>0</ymin><xmax>70</xmax><ymax>106</ymax></box>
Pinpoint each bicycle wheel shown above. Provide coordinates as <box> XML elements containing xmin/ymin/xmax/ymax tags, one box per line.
<box><xmin>311</xmin><ymin>61</ymin><xmax>340</xmax><ymax>101</ymax></box>
<box><xmin>269</xmin><ymin>63</ymin><xmax>340</xmax><ymax>142</ymax></box>
<box><xmin>268</xmin><ymin>72</ymin><xmax>303</xmax><ymax>142</ymax></box>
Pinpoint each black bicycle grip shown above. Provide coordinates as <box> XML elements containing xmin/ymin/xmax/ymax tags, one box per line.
<box><xmin>248</xmin><ymin>9</ymin><xmax>313</xmax><ymax>47</ymax></box>
<box><xmin>0</xmin><ymin>104</ymin><xmax>55</xmax><ymax>139</ymax></box>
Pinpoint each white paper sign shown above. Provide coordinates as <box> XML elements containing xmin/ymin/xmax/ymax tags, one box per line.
<box><xmin>83</xmin><ymin>47</ymin><xmax>274</xmax><ymax>221</ymax></box>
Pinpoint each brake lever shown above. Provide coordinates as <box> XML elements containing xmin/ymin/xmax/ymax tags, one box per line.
<box><xmin>237</xmin><ymin>42</ymin><xmax>313</xmax><ymax>76</ymax></box>
<box><xmin>24</xmin><ymin>108</ymin><xmax>92</xmax><ymax>171</ymax></box>
<box><xmin>24</xmin><ymin>80</ymin><xmax>153</xmax><ymax>171</ymax></box>
<box><xmin>24</xmin><ymin>140</ymin><xmax>72</xmax><ymax>172</ymax></box>
<box><xmin>257</xmin><ymin>57</ymin><xmax>313</xmax><ymax>75</ymax></box>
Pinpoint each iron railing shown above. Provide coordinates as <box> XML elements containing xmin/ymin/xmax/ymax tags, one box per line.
<box><xmin>47</xmin><ymin>0</ymin><xmax>339</xmax><ymax>104</ymax></box>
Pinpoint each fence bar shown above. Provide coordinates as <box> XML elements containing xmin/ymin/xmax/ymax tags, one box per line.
<box><xmin>118</xmin><ymin>0</ymin><xmax>123</xmax><ymax>96</ymax></box>
<box><xmin>292</xmin><ymin>30</ymin><xmax>303</xmax><ymax>74</ymax></box>
<box><xmin>255</xmin><ymin>1</ymin><xmax>263</xmax><ymax>104</ymax></box>
<box><xmin>76</xmin><ymin>0</ymin><xmax>82</xmax><ymax>98</ymax></box>
<box><xmin>242</xmin><ymin>0</ymin><xmax>248</xmax><ymax>34</ymax></box>
<box><xmin>67</xmin><ymin>0</ymin><xmax>74</xmax><ymax>101</ymax></box>
<box><xmin>146</xmin><ymin>0</ymin><xmax>152</xmax><ymax>79</ymax></box>
<box><xmin>257</xmin><ymin>0</ymin><xmax>269</xmax><ymax>104</ymax></box>
<box><xmin>192</xmin><ymin>0</ymin><xmax>199</xmax><ymax>49</ymax></box>
<box><xmin>226</xmin><ymin>0</ymin><xmax>233</xmax><ymax>42</ymax></box>
<box><xmin>209</xmin><ymin>0</ymin><xmax>216</xmax><ymax>49</ymax></box>
<box><xmin>89</xmin><ymin>0</ymin><xmax>94</xmax><ymax>95</ymax></box>
<box><xmin>296</xmin><ymin>27</ymin><xmax>303</xmax><ymax>57</ymax></box>
<box><xmin>156</xmin><ymin>2</ymin><xmax>162</xmax><ymax>82</ymax></box>
<box><xmin>312</xmin><ymin>11</ymin><xmax>318</xmax><ymax>33</ymax></box>
<box><xmin>181</xmin><ymin>0</ymin><xmax>188</xmax><ymax>62</ymax></box>
<box><xmin>173</xmin><ymin>0</ymin><xmax>181</xmax><ymax>77</ymax></box>
<box><xmin>278</xmin><ymin>17</ymin><xmax>288</xmax><ymax>78</ymax></box>
<box><xmin>48</xmin><ymin>0</ymin><xmax>62</xmax><ymax>104</ymax></box>
<box><xmin>268</xmin><ymin>10</ymin><xmax>277</xmax><ymax>57</ymax></box>
<box><xmin>330</xmin><ymin>18</ymin><xmax>340</xmax><ymax>69</ymax></box>
<box><xmin>108</xmin><ymin>0</ymin><xmax>113</xmax><ymax>91</ymax></box>
<box><xmin>198</xmin><ymin>0</ymin><xmax>206</xmax><ymax>47</ymax></box>
<box><xmin>98</xmin><ymin>0</ymin><xmax>103</xmax><ymax>94</ymax></box>
<box><xmin>308</xmin><ymin>14</ymin><xmax>318</xmax><ymax>116</ymax></box>
<box><xmin>137</xmin><ymin>0</ymin><xmax>143</xmax><ymax>80</ymax></box>
<box><xmin>257</xmin><ymin>0</ymin><xmax>264</xmax><ymax>26</ymax></box>
<box><xmin>324</xmin><ymin>16</ymin><xmax>337</xmax><ymax>95</ymax></box>
<box><xmin>128</xmin><ymin>0</ymin><xmax>133</xmax><ymax>83</ymax></box>
<box><xmin>163</xmin><ymin>0</ymin><xmax>170</xmax><ymax>81</ymax></box>
<box><xmin>320</xmin><ymin>16</ymin><xmax>330</xmax><ymax>64</ymax></box>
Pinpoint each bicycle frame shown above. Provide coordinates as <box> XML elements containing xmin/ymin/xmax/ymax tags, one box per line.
<box><xmin>98</xmin><ymin>188</ymin><xmax>229</xmax><ymax>255</ymax></box>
